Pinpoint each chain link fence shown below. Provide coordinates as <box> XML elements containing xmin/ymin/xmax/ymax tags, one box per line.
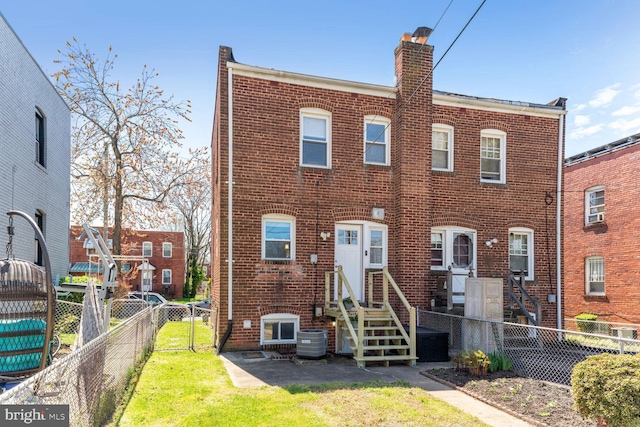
<box><xmin>1</xmin><ymin>301</ymin><xmax>217</xmax><ymax>426</ymax></box>
<box><xmin>418</xmin><ymin>309</ymin><xmax>640</xmax><ymax>386</ymax></box>
<box><xmin>153</xmin><ymin>305</ymin><xmax>217</xmax><ymax>352</ymax></box>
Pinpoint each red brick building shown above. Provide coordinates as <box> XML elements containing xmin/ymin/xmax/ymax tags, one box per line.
<box><xmin>211</xmin><ymin>28</ymin><xmax>566</xmax><ymax>352</ymax></box>
<box><xmin>69</xmin><ymin>225</ymin><xmax>186</xmax><ymax>298</ymax></box>
<box><xmin>564</xmin><ymin>133</ymin><xmax>640</xmax><ymax>324</ymax></box>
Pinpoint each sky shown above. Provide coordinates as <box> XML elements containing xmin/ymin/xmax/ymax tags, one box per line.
<box><xmin>2</xmin><ymin>0</ymin><xmax>640</xmax><ymax>158</ymax></box>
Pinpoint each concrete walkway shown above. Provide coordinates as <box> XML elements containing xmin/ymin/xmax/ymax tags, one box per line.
<box><xmin>220</xmin><ymin>352</ymin><xmax>532</xmax><ymax>427</ymax></box>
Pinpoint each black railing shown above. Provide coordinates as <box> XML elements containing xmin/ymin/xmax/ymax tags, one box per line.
<box><xmin>507</xmin><ymin>272</ymin><xmax>540</xmax><ymax>326</ymax></box>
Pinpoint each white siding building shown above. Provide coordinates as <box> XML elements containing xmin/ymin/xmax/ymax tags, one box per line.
<box><xmin>0</xmin><ymin>13</ymin><xmax>70</xmax><ymax>280</ymax></box>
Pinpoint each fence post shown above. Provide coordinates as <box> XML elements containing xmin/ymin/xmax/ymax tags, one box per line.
<box><xmin>447</xmin><ymin>267</ymin><xmax>453</xmax><ymax>310</ymax></box>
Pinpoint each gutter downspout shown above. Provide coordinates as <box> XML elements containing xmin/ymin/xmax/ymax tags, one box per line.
<box><xmin>217</xmin><ymin>66</ymin><xmax>234</xmax><ymax>354</ymax></box>
<box><xmin>556</xmin><ymin>112</ymin><xmax>564</xmax><ymax>332</ymax></box>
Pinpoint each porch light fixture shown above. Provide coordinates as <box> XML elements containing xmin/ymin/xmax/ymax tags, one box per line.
<box><xmin>320</xmin><ymin>232</ymin><xmax>330</xmax><ymax>241</ymax></box>
<box><xmin>485</xmin><ymin>238</ymin><xmax>498</xmax><ymax>248</ymax></box>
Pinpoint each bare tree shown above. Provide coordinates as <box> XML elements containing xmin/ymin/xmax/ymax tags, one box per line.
<box><xmin>170</xmin><ymin>165</ymin><xmax>211</xmax><ymax>297</ymax></box>
<box><xmin>53</xmin><ymin>39</ymin><xmax>207</xmax><ymax>254</ymax></box>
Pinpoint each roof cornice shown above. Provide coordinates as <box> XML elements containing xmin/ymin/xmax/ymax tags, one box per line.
<box><xmin>227</xmin><ymin>62</ymin><xmax>396</xmax><ymax>98</ymax></box>
<box><xmin>227</xmin><ymin>62</ymin><xmax>566</xmax><ymax>118</ymax></box>
<box><xmin>433</xmin><ymin>92</ymin><xmax>566</xmax><ymax>119</ymax></box>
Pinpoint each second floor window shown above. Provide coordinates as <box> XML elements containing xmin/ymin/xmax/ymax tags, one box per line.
<box><xmin>142</xmin><ymin>241</ymin><xmax>152</xmax><ymax>257</ymax></box>
<box><xmin>364</xmin><ymin>116</ymin><xmax>390</xmax><ymax>165</ymax></box>
<box><xmin>300</xmin><ymin>109</ymin><xmax>331</xmax><ymax>168</ymax></box>
<box><xmin>163</xmin><ymin>242</ymin><xmax>173</xmax><ymax>258</ymax></box>
<box><xmin>480</xmin><ymin>130</ymin><xmax>506</xmax><ymax>183</ymax></box>
<box><xmin>585</xmin><ymin>186</ymin><xmax>605</xmax><ymax>224</ymax></box>
<box><xmin>432</xmin><ymin>124</ymin><xmax>453</xmax><ymax>171</ymax></box>
<box><xmin>35</xmin><ymin>110</ymin><xmax>45</xmax><ymax>167</ymax></box>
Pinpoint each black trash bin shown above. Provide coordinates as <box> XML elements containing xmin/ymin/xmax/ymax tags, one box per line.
<box><xmin>405</xmin><ymin>326</ymin><xmax>449</xmax><ymax>362</ymax></box>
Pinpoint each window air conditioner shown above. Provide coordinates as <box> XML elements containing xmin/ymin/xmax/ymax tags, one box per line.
<box><xmin>595</xmin><ymin>212</ymin><xmax>605</xmax><ymax>222</ymax></box>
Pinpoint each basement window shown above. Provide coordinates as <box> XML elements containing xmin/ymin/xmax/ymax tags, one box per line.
<box><xmin>260</xmin><ymin>313</ymin><xmax>299</xmax><ymax>345</ymax></box>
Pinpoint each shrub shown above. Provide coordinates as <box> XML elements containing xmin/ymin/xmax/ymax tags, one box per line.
<box><xmin>575</xmin><ymin>313</ymin><xmax>598</xmax><ymax>333</ymax></box>
<box><xmin>451</xmin><ymin>350</ymin><xmax>491</xmax><ymax>376</ymax></box>
<box><xmin>571</xmin><ymin>353</ymin><xmax>640</xmax><ymax>427</ymax></box>
<box><xmin>488</xmin><ymin>352</ymin><xmax>513</xmax><ymax>372</ymax></box>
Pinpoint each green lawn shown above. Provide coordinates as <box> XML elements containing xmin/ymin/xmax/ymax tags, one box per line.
<box><xmin>110</xmin><ymin>324</ymin><xmax>489</xmax><ymax>427</ymax></box>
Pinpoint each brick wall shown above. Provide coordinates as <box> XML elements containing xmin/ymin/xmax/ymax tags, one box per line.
<box><xmin>0</xmin><ymin>15</ymin><xmax>70</xmax><ymax>280</ymax></box>
<box><xmin>69</xmin><ymin>225</ymin><xmax>186</xmax><ymax>297</ymax></box>
<box><xmin>564</xmin><ymin>143</ymin><xmax>640</xmax><ymax>324</ymax></box>
<box><xmin>212</xmin><ymin>37</ymin><xmax>564</xmax><ymax>351</ymax></box>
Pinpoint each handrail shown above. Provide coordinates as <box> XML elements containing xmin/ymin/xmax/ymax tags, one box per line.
<box><xmin>378</xmin><ymin>267</ymin><xmax>416</xmax><ymax>361</ymax></box>
<box><xmin>508</xmin><ymin>273</ymin><xmax>541</xmax><ymax>326</ymax></box>
<box><xmin>324</xmin><ymin>266</ymin><xmax>361</xmax><ymax>311</ymax></box>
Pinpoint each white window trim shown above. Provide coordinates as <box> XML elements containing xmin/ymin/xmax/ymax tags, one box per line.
<box><xmin>300</xmin><ymin>108</ymin><xmax>332</xmax><ymax>169</ymax></box>
<box><xmin>432</xmin><ymin>124</ymin><xmax>454</xmax><ymax>172</ymax></box>
<box><xmin>585</xmin><ymin>185</ymin><xmax>605</xmax><ymax>225</ymax></box>
<box><xmin>509</xmin><ymin>227</ymin><xmax>534</xmax><ymax>280</ymax></box>
<box><xmin>163</xmin><ymin>242</ymin><xmax>173</xmax><ymax>258</ymax></box>
<box><xmin>260</xmin><ymin>313</ymin><xmax>299</xmax><ymax>345</ymax></box>
<box><xmin>585</xmin><ymin>256</ymin><xmax>605</xmax><ymax>295</ymax></box>
<box><xmin>480</xmin><ymin>129</ymin><xmax>507</xmax><ymax>184</ymax></box>
<box><xmin>262</xmin><ymin>214</ymin><xmax>296</xmax><ymax>261</ymax></box>
<box><xmin>430</xmin><ymin>231</ymin><xmax>444</xmax><ymax>267</ymax></box>
<box><xmin>363</xmin><ymin>115</ymin><xmax>391</xmax><ymax>166</ymax></box>
<box><xmin>142</xmin><ymin>241</ymin><xmax>152</xmax><ymax>257</ymax></box>
<box><xmin>429</xmin><ymin>226</ymin><xmax>477</xmax><ymax>272</ymax></box>
<box><xmin>162</xmin><ymin>269</ymin><xmax>172</xmax><ymax>285</ymax></box>
<box><xmin>365</xmin><ymin>225</ymin><xmax>388</xmax><ymax>268</ymax></box>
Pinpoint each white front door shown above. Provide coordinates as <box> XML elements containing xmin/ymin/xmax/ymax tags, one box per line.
<box><xmin>451</xmin><ymin>231</ymin><xmax>475</xmax><ymax>304</ymax></box>
<box><xmin>335</xmin><ymin>224</ymin><xmax>363</xmax><ymax>302</ymax></box>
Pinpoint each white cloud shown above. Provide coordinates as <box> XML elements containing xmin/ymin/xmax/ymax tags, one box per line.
<box><xmin>588</xmin><ymin>83</ymin><xmax>621</xmax><ymax>108</ymax></box>
<box><xmin>608</xmin><ymin>116</ymin><xmax>640</xmax><ymax>133</ymax></box>
<box><xmin>572</xmin><ymin>103</ymin><xmax>586</xmax><ymax>113</ymax></box>
<box><xmin>569</xmin><ymin>124</ymin><xmax>604</xmax><ymax>140</ymax></box>
<box><xmin>632</xmin><ymin>83</ymin><xmax>640</xmax><ymax>100</ymax></box>
<box><xmin>611</xmin><ymin>105</ymin><xmax>640</xmax><ymax>117</ymax></box>
<box><xmin>574</xmin><ymin>115</ymin><xmax>591</xmax><ymax>126</ymax></box>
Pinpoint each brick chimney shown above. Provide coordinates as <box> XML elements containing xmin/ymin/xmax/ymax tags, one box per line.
<box><xmin>392</xmin><ymin>27</ymin><xmax>434</xmax><ymax>309</ymax></box>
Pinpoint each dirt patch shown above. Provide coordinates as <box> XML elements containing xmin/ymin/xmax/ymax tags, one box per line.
<box><xmin>423</xmin><ymin>368</ymin><xmax>592</xmax><ymax>427</ymax></box>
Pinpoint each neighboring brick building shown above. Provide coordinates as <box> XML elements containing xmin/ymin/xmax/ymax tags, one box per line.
<box><xmin>69</xmin><ymin>225</ymin><xmax>186</xmax><ymax>298</ymax></box>
<box><xmin>211</xmin><ymin>28</ymin><xmax>567</xmax><ymax>352</ymax></box>
<box><xmin>0</xmin><ymin>13</ymin><xmax>70</xmax><ymax>279</ymax></box>
<box><xmin>564</xmin><ymin>133</ymin><xmax>640</xmax><ymax>324</ymax></box>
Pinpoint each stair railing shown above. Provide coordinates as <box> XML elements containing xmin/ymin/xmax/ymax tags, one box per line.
<box><xmin>325</xmin><ymin>266</ymin><xmax>363</xmax><ymax>355</ymax></box>
<box><xmin>369</xmin><ymin>267</ymin><xmax>416</xmax><ymax>363</ymax></box>
<box><xmin>507</xmin><ymin>271</ymin><xmax>541</xmax><ymax>326</ymax></box>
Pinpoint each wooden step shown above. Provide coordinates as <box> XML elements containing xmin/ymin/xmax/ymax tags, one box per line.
<box><xmin>354</xmin><ymin>355</ymin><xmax>418</xmax><ymax>362</ymax></box>
<box><xmin>362</xmin><ymin>344</ymin><xmax>410</xmax><ymax>351</ymax></box>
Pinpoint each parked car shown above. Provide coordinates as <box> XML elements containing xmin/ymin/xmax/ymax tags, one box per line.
<box><xmin>128</xmin><ymin>291</ymin><xmax>168</xmax><ymax>306</ymax></box>
<box><xmin>114</xmin><ymin>292</ymin><xmax>188</xmax><ymax>321</ymax></box>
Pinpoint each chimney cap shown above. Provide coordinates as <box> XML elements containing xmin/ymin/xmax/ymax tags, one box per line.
<box><xmin>412</xmin><ymin>27</ymin><xmax>433</xmax><ymax>39</ymax></box>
